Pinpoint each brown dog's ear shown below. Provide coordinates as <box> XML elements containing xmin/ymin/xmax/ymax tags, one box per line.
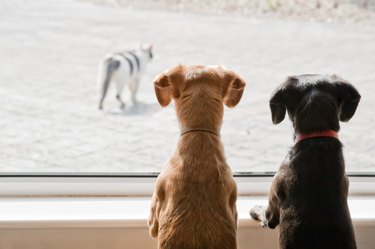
<box><xmin>223</xmin><ymin>71</ymin><xmax>246</xmax><ymax>108</ymax></box>
<box><xmin>336</xmin><ymin>81</ymin><xmax>361</xmax><ymax>122</ymax></box>
<box><xmin>154</xmin><ymin>73</ymin><xmax>172</xmax><ymax>107</ymax></box>
<box><xmin>270</xmin><ymin>87</ymin><xmax>287</xmax><ymax>125</ymax></box>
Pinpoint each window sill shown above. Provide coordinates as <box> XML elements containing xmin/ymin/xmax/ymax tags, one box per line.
<box><xmin>1</xmin><ymin>196</ymin><xmax>374</xmax><ymax>248</ymax></box>
<box><xmin>1</xmin><ymin>196</ymin><xmax>375</xmax><ymax>228</ymax></box>
<box><xmin>1</xmin><ymin>175</ymin><xmax>375</xmax><ymax>196</ymax></box>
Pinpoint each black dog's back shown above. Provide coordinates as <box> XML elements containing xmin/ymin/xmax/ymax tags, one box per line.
<box><xmin>280</xmin><ymin>138</ymin><xmax>356</xmax><ymax>249</ymax></box>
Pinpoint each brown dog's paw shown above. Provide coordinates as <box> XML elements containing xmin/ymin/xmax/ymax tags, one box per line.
<box><xmin>250</xmin><ymin>205</ymin><xmax>268</xmax><ymax>227</ymax></box>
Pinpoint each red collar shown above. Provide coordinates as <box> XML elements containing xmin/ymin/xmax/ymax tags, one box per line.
<box><xmin>295</xmin><ymin>130</ymin><xmax>339</xmax><ymax>144</ymax></box>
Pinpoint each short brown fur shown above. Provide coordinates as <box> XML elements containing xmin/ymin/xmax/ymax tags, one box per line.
<box><xmin>149</xmin><ymin>65</ymin><xmax>246</xmax><ymax>249</ymax></box>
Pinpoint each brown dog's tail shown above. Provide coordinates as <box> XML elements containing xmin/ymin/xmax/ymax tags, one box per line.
<box><xmin>250</xmin><ymin>205</ymin><xmax>268</xmax><ymax>227</ymax></box>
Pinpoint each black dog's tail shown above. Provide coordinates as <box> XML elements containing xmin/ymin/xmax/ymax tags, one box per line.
<box><xmin>98</xmin><ymin>58</ymin><xmax>120</xmax><ymax>110</ymax></box>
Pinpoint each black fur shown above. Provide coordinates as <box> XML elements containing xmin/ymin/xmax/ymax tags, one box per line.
<box><xmin>252</xmin><ymin>74</ymin><xmax>360</xmax><ymax>249</ymax></box>
<box><xmin>116</xmin><ymin>53</ymin><xmax>134</xmax><ymax>75</ymax></box>
<box><xmin>127</xmin><ymin>51</ymin><xmax>140</xmax><ymax>72</ymax></box>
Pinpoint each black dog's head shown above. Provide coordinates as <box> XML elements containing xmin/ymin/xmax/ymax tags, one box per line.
<box><xmin>270</xmin><ymin>74</ymin><xmax>361</xmax><ymax>134</ymax></box>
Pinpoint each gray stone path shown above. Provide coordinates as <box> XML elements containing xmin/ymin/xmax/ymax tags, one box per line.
<box><xmin>0</xmin><ymin>0</ymin><xmax>374</xmax><ymax>173</ymax></box>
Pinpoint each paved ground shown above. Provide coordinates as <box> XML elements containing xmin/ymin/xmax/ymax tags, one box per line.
<box><xmin>92</xmin><ymin>0</ymin><xmax>375</xmax><ymax>23</ymax></box>
<box><xmin>0</xmin><ymin>0</ymin><xmax>374</xmax><ymax>173</ymax></box>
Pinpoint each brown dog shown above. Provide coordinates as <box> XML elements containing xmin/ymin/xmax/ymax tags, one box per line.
<box><xmin>148</xmin><ymin>65</ymin><xmax>246</xmax><ymax>249</ymax></box>
<box><xmin>250</xmin><ymin>74</ymin><xmax>360</xmax><ymax>249</ymax></box>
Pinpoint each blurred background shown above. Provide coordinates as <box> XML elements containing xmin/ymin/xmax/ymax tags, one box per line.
<box><xmin>0</xmin><ymin>0</ymin><xmax>374</xmax><ymax>173</ymax></box>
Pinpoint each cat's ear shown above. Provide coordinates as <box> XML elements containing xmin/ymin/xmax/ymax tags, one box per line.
<box><xmin>143</xmin><ymin>43</ymin><xmax>153</xmax><ymax>59</ymax></box>
<box><xmin>141</xmin><ymin>43</ymin><xmax>153</xmax><ymax>51</ymax></box>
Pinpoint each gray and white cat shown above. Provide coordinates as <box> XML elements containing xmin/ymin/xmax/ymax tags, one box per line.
<box><xmin>98</xmin><ymin>44</ymin><xmax>153</xmax><ymax>109</ymax></box>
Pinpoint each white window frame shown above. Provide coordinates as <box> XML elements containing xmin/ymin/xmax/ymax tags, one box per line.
<box><xmin>0</xmin><ymin>173</ymin><xmax>374</xmax><ymax>197</ymax></box>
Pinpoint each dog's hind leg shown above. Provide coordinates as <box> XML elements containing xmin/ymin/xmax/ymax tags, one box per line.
<box><xmin>98</xmin><ymin>58</ymin><xmax>120</xmax><ymax>110</ymax></box>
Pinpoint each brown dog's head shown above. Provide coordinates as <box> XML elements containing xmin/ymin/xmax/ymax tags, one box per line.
<box><xmin>270</xmin><ymin>74</ymin><xmax>361</xmax><ymax>134</ymax></box>
<box><xmin>154</xmin><ymin>65</ymin><xmax>246</xmax><ymax>129</ymax></box>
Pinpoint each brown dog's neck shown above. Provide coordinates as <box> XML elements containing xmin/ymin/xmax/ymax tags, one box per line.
<box><xmin>180</xmin><ymin>126</ymin><xmax>220</xmax><ymax>137</ymax></box>
<box><xmin>175</xmin><ymin>125</ymin><xmax>227</xmax><ymax>174</ymax></box>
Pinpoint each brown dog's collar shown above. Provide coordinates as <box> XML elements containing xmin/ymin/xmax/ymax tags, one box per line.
<box><xmin>295</xmin><ymin>130</ymin><xmax>339</xmax><ymax>144</ymax></box>
<box><xmin>180</xmin><ymin>126</ymin><xmax>220</xmax><ymax>137</ymax></box>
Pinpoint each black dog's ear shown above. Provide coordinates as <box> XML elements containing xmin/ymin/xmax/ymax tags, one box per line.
<box><xmin>336</xmin><ymin>81</ymin><xmax>361</xmax><ymax>122</ymax></box>
<box><xmin>270</xmin><ymin>76</ymin><xmax>299</xmax><ymax>124</ymax></box>
<box><xmin>270</xmin><ymin>87</ymin><xmax>287</xmax><ymax>125</ymax></box>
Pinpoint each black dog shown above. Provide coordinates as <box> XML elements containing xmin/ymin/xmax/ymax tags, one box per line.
<box><xmin>250</xmin><ymin>74</ymin><xmax>360</xmax><ymax>249</ymax></box>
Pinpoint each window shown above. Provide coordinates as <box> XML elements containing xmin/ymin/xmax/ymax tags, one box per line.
<box><xmin>1</xmin><ymin>5</ymin><xmax>374</xmax><ymax>249</ymax></box>
<box><xmin>1</xmin><ymin>0</ymin><xmax>374</xmax><ymax>177</ymax></box>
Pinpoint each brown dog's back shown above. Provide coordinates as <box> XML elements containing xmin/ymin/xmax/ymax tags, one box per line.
<box><xmin>158</xmin><ymin>134</ymin><xmax>237</xmax><ymax>249</ymax></box>
<box><xmin>149</xmin><ymin>65</ymin><xmax>245</xmax><ymax>249</ymax></box>
<box><xmin>159</xmin><ymin>190</ymin><xmax>236</xmax><ymax>249</ymax></box>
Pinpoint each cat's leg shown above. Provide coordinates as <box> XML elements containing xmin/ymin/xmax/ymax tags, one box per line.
<box><xmin>98</xmin><ymin>58</ymin><xmax>119</xmax><ymax>109</ymax></box>
<box><xmin>129</xmin><ymin>78</ymin><xmax>140</xmax><ymax>105</ymax></box>
<box><xmin>115</xmin><ymin>78</ymin><xmax>126</xmax><ymax>109</ymax></box>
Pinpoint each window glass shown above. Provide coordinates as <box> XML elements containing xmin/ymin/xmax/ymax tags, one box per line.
<box><xmin>1</xmin><ymin>0</ymin><xmax>374</xmax><ymax>173</ymax></box>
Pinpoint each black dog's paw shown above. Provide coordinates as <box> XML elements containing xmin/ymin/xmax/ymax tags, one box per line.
<box><xmin>267</xmin><ymin>220</ymin><xmax>278</xmax><ymax>229</ymax></box>
<box><xmin>250</xmin><ymin>205</ymin><xmax>268</xmax><ymax>227</ymax></box>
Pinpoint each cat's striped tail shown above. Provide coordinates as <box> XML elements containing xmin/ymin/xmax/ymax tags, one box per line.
<box><xmin>98</xmin><ymin>57</ymin><xmax>120</xmax><ymax>110</ymax></box>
